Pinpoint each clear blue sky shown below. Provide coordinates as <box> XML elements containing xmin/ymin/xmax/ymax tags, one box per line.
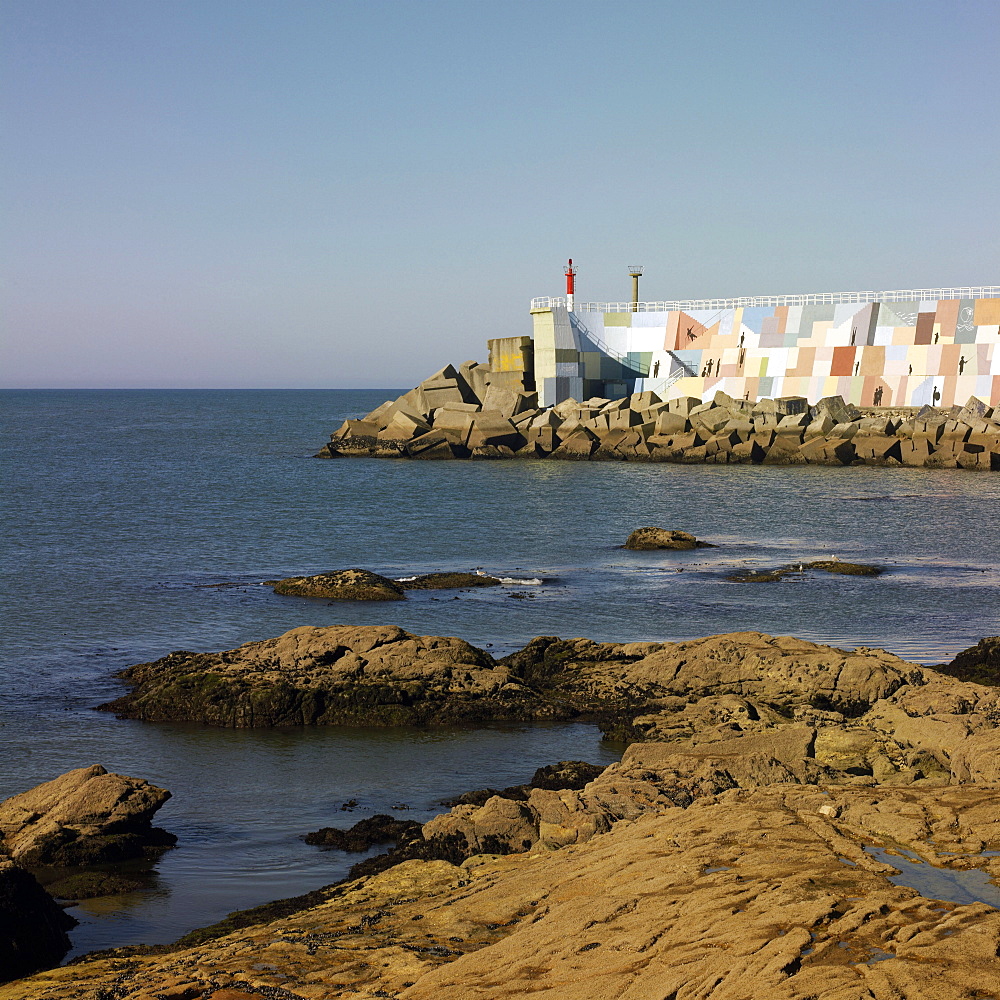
<box><xmin>3</xmin><ymin>0</ymin><xmax>998</xmax><ymax>388</ymax></box>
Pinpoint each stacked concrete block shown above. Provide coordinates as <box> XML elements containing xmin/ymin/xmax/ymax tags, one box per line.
<box><xmin>318</xmin><ymin>358</ymin><xmax>999</xmax><ymax>471</ymax></box>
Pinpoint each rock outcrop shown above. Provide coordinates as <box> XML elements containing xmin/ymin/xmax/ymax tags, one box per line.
<box><xmin>623</xmin><ymin>527</ymin><xmax>714</xmax><ymax>549</ymax></box>
<box><xmin>0</xmin><ymin>859</ymin><xmax>75</xmax><ymax>984</ymax></box>
<box><xmin>0</xmin><ymin>765</ymin><xmax>175</xmax><ymax>867</ymax></box>
<box><xmin>317</xmin><ymin>358</ymin><xmax>1000</xmax><ymax>470</ymax></box>
<box><xmin>938</xmin><ymin>635</ymin><xmax>1000</xmax><ymax>686</ymax></box>
<box><xmin>269</xmin><ymin>568</ymin><xmax>405</xmax><ymax>601</ymax></box>
<box><xmin>98</xmin><ymin>625</ymin><xmax>552</xmax><ymax>727</ymax></box>
<box><xmin>99</xmin><ymin>627</ymin><xmax>1000</xmax><ymax>752</ymax></box>
<box><xmin>304</xmin><ymin>814</ymin><xmax>422</xmax><ymax>852</ymax></box>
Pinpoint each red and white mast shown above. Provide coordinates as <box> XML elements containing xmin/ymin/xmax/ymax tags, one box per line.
<box><xmin>564</xmin><ymin>258</ymin><xmax>577</xmax><ymax>312</ymax></box>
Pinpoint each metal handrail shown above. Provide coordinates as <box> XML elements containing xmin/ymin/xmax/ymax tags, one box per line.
<box><xmin>530</xmin><ymin>286</ymin><xmax>1000</xmax><ymax>313</ymax></box>
<box><xmin>569</xmin><ymin>312</ymin><xmax>649</xmax><ymax>375</ymax></box>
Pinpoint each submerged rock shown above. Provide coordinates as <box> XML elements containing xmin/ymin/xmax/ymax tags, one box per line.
<box><xmin>304</xmin><ymin>814</ymin><xmax>422</xmax><ymax>852</ymax></box>
<box><xmin>727</xmin><ymin>559</ymin><xmax>883</xmax><ymax>583</ymax></box>
<box><xmin>399</xmin><ymin>572</ymin><xmax>502</xmax><ymax>590</ymax></box>
<box><xmin>0</xmin><ymin>765</ymin><xmax>175</xmax><ymax>867</ymax></box>
<box><xmin>0</xmin><ymin>858</ymin><xmax>76</xmax><ymax>984</ymax></box>
<box><xmin>42</xmin><ymin>870</ymin><xmax>144</xmax><ymax>901</ymax></box>
<box><xmin>269</xmin><ymin>568</ymin><xmax>405</xmax><ymax>601</ymax></box>
<box><xmin>624</xmin><ymin>527</ymin><xmax>714</xmax><ymax>550</ymax></box>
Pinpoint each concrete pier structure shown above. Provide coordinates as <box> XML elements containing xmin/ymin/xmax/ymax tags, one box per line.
<box><xmin>530</xmin><ymin>288</ymin><xmax>1000</xmax><ymax>408</ymax></box>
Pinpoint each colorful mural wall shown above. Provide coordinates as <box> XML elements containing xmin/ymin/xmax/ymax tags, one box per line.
<box><xmin>531</xmin><ymin>293</ymin><xmax>1000</xmax><ymax>408</ymax></box>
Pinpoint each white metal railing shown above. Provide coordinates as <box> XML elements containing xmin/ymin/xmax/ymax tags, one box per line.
<box><xmin>529</xmin><ymin>286</ymin><xmax>1000</xmax><ymax>313</ymax></box>
<box><xmin>570</xmin><ymin>312</ymin><xmax>649</xmax><ymax>374</ymax></box>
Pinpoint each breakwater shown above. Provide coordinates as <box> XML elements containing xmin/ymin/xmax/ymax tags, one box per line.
<box><xmin>318</xmin><ymin>359</ymin><xmax>1000</xmax><ymax>470</ymax></box>
<box><xmin>531</xmin><ymin>288</ymin><xmax>1000</xmax><ymax>408</ymax></box>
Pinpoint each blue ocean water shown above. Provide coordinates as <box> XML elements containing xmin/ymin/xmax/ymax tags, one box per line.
<box><xmin>1</xmin><ymin>388</ymin><xmax>998</xmax><ymax>957</ymax></box>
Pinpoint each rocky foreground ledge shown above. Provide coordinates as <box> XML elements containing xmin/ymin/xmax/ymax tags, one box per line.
<box><xmin>12</xmin><ymin>629</ymin><xmax>1000</xmax><ymax>999</ymax></box>
<box><xmin>318</xmin><ymin>362</ymin><xmax>1000</xmax><ymax>469</ymax></box>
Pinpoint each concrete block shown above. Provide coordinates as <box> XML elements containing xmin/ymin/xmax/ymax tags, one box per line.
<box><xmin>667</xmin><ymin>396</ymin><xmax>701</xmax><ymax>415</ymax></box>
<box><xmin>691</xmin><ymin>410</ymin><xmax>731</xmax><ymax>436</ymax></box>
<box><xmin>549</xmin><ymin>427</ymin><xmax>598</xmax><ymax>460</ymax></box>
<box><xmin>858</xmin><ymin>416</ymin><xmax>897</xmax><ymax>436</ymax></box>
<box><xmin>531</xmin><ymin>410</ymin><xmax>563</xmax><ymax>430</ymax></box>
<box><xmin>957</xmin><ymin>448</ymin><xmax>998</xmax><ymax>471</ymax></box>
<box><xmin>853</xmin><ymin>434</ymin><xmax>903</xmax><ymax>465</ymax></box>
<box><xmin>924</xmin><ymin>442</ymin><xmax>961</xmax><ymax>468</ymax></box>
<box><xmin>511</xmin><ymin>408</ymin><xmax>540</xmax><ymax>430</ymax></box>
<box><xmin>459</xmin><ymin>361</ymin><xmax>491</xmax><ymax>404</ymax></box>
<box><xmin>804</xmin><ymin>415</ymin><xmax>836</xmax><ymax>438</ymax></box>
<box><xmin>723</xmin><ymin>417</ymin><xmax>754</xmax><ymax>438</ymax></box>
<box><xmin>940</xmin><ymin>420</ymin><xmax>972</xmax><ymax>443</ymax></box>
<box><xmin>829</xmin><ymin>421</ymin><xmax>859</xmax><ymax>439</ymax></box>
<box><xmin>912</xmin><ymin>419</ymin><xmax>944</xmax><ymax>443</ymax></box>
<box><xmin>968</xmin><ymin>430</ymin><xmax>1000</xmax><ymax>451</ymax></box>
<box><xmin>470</xmin><ymin>444</ymin><xmax>517</xmax><ymax>460</ymax></box>
<box><xmin>629</xmin><ymin>391</ymin><xmax>662</xmax><ymax>409</ymax></box>
<box><xmin>678</xmin><ymin>444</ymin><xmax>709</xmax><ymax>463</ymax></box>
<box><xmin>959</xmin><ymin>396</ymin><xmax>990</xmax><ymax>421</ymax></box>
<box><xmin>432</xmin><ymin>402</ymin><xmax>480</xmax><ymax>416</ymax></box>
<box><xmin>608</xmin><ymin>408</ymin><xmax>643</xmax><ymax>430</ymax></box>
<box><xmin>468</xmin><ymin>411</ymin><xmax>523</xmax><ymax>448</ymax></box>
<box><xmin>655</xmin><ymin>411</ymin><xmax>690</xmax><ymax>435</ymax></box>
<box><xmin>432</xmin><ymin>409</ymin><xmax>477</xmax><ymax>446</ymax></box>
<box><xmin>592</xmin><ymin>428</ymin><xmax>630</xmax><ymax>460</ymax></box>
<box><xmin>898</xmin><ymin>438</ymin><xmax>932</xmax><ymax>467</ymax></box>
<box><xmin>487</xmin><ymin>336</ymin><xmax>533</xmax><ymax>374</ymax></box>
<box><xmin>775</xmin><ymin>396</ymin><xmax>810</xmax><ymax>415</ymax></box>
<box><xmin>405</xmin><ymin>430</ymin><xmax>457</xmax><ymax>459</ymax></box>
<box><xmin>377</xmin><ymin>411</ymin><xmax>431</xmax><ymax>441</ymax></box>
<box><xmin>776</xmin><ymin>413</ymin><xmax>810</xmax><ymax>432</ymax></box>
<box><xmin>762</xmin><ymin>436</ymin><xmax>808</xmax><ymax>464</ymax></box>
<box><xmin>813</xmin><ymin>396</ymin><xmax>852</xmax><ymax>423</ymax></box>
<box><xmin>361</xmin><ymin>400</ymin><xmax>396</xmax><ymax>427</ymax></box>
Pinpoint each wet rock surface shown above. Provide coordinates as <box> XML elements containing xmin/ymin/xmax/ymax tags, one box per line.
<box><xmin>0</xmin><ymin>859</ymin><xmax>76</xmax><ymax>984</ymax></box>
<box><xmin>0</xmin><ymin>766</ymin><xmax>175</xmax><ymax>867</ymax></box>
<box><xmin>317</xmin><ymin>356</ymin><xmax>1000</xmax><ymax>470</ymax></box>
<box><xmin>727</xmin><ymin>559</ymin><xmax>884</xmax><ymax>583</ymax></box>
<box><xmin>938</xmin><ymin>635</ymin><xmax>1000</xmax><ymax>687</ymax></box>
<box><xmin>398</xmin><ymin>572</ymin><xmax>502</xmax><ymax>590</ymax></box>
<box><xmin>41</xmin><ymin>870</ymin><xmax>145</xmax><ymax>901</ymax></box>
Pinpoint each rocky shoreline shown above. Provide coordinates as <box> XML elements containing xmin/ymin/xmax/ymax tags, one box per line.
<box><xmin>317</xmin><ymin>360</ymin><xmax>1000</xmax><ymax>470</ymax></box>
<box><xmin>5</xmin><ymin>627</ymin><xmax>1000</xmax><ymax>998</ymax></box>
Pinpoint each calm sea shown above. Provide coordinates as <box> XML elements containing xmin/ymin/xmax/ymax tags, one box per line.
<box><xmin>2</xmin><ymin>389</ymin><xmax>998</xmax><ymax>957</ymax></box>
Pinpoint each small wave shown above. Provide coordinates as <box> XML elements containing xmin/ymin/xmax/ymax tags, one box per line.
<box><xmin>395</xmin><ymin>575</ymin><xmax>417</xmax><ymax>582</ymax></box>
<box><xmin>499</xmin><ymin>577</ymin><xmax>544</xmax><ymax>586</ymax></box>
